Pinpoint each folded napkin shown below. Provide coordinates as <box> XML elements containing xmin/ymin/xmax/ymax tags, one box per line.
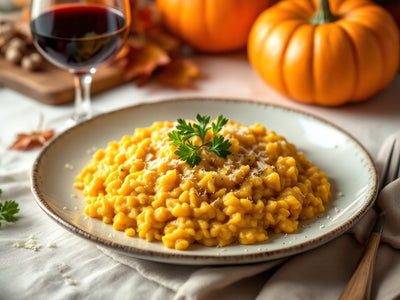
<box><xmin>100</xmin><ymin>134</ymin><xmax>400</xmax><ymax>300</ymax></box>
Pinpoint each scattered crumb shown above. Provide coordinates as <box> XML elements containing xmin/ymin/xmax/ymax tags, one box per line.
<box><xmin>13</xmin><ymin>240</ymin><xmax>24</xmax><ymax>248</ymax></box>
<box><xmin>63</xmin><ymin>206</ymin><xmax>68</xmax><ymax>211</ymax></box>
<box><xmin>86</xmin><ymin>146</ymin><xmax>97</xmax><ymax>155</ymax></box>
<box><xmin>319</xmin><ymin>224</ymin><xmax>326</xmax><ymax>229</ymax></box>
<box><xmin>74</xmin><ymin>206</ymin><xmax>78</xmax><ymax>211</ymax></box>
<box><xmin>243</xmin><ymin>248</ymin><xmax>248</xmax><ymax>252</ymax></box>
<box><xmin>58</xmin><ymin>263</ymin><xmax>70</xmax><ymax>273</ymax></box>
<box><xmin>58</xmin><ymin>263</ymin><xmax>77</xmax><ymax>286</ymax></box>
<box><xmin>13</xmin><ymin>236</ymin><xmax>42</xmax><ymax>252</ymax></box>
<box><xmin>70</xmin><ymin>193</ymin><xmax>78</xmax><ymax>199</ymax></box>
<box><xmin>64</xmin><ymin>278</ymin><xmax>77</xmax><ymax>286</ymax></box>
<box><xmin>64</xmin><ymin>163</ymin><xmax>74</xmax><ymax>170</ymax></box>
<box><xmin>47</xmin><ymin>242</ymin><xmax>57</xmax><ymax>248</ymax></box>
<box><xmin>337</xmin><ymin>191</ymin><xmax>344</xmax><ymax>197</ymax></box>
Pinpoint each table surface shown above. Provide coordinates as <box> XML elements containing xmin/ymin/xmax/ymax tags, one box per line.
<box><xmin>1</xmin><ymin>51</ymin><xmax>400</xmax><ymax>299</ymax></box>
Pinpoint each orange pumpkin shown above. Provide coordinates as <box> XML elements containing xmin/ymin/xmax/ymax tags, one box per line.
<box><xmin>156</xmin><ymin>0</ymin><xmax>274</xmax><ymax>53</ymax></box>
<box><xmin>248</xmin><ymin>0</ymin><xmax>400</xmax><ymax>106</ymax></box>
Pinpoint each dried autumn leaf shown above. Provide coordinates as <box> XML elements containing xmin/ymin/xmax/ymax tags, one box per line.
<box><xmin>8</xmin><ymin>129</ymin><xmax>54</xmax><ymax>151</ymax></box>
<box><xmin>111</xmin><ymin>0</ymin><xmax>201</xmax><ymax>88</ymax></box>
<box><xmin>131</xmin><ymin>5</ymin><xmax>157</xmax><ymax>35</ymax></box>
<box><xmin>157</xmin><ymin>59</ymin><xmax>200</xmax><ymax>89</ymax></box>
<box><xmin>146</xmin><ymin>28</ymin><xmax>181</xmax><ymax>58</ymax></box>
<box><xmin>114</xmin><ymin>39</ymin><xmax>171</xmax><ymax>85</ymax></box>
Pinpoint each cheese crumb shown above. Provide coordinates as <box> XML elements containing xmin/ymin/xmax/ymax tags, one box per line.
<box><xmin>58</xmin><ymin>263</ymin><xmax>70</xmax><ymax>273</ymax></box>
<box><xmin>13</xmin><ymin>237</ymin><xmax>42</xmax><ymax>251</ymax></box>
<box><xmin>64</xmin><ymin>278</ymin><xmax>77</xmax><ymax>286</ymax></box>
<box><xmin>64</xmin><ymin>163</ymin><xmax>74</xmax><ymax>170</ymax></box>
<box><xmin>86</xmin><ymin>146</ymin><xmax>97</xmax><ymax>155</ymax></box>
<box><xmin>47</xmin><ymin>242</ymin><xmax>57</xmax><ymax>248</ymax></box>
<box><xmin>58</xmin><ymin>264</ymin><xmax>77</xmax><ymax>286</ymax></box>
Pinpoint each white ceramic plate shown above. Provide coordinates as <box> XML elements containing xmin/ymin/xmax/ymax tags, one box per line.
<box><xmin>31</xmin><ymin>98</ymin><xmax>378</xmax><ymax>265</ymax></box>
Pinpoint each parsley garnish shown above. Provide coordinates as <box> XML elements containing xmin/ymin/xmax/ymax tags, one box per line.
<box><xmin>0</xmin><ymin>189</ymin><xmax>19</xmax><ymax>227</ymax></box>
<box><xmin>168</xmin><ymin>114</ymin><xmax>232</xmax><ymax>167</ymax></box>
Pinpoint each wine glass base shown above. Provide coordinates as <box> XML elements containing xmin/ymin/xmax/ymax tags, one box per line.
<box><xmin>68</xmin><ymin>112</ymin><xmax>92</xmax><ymax>126</ymax></box>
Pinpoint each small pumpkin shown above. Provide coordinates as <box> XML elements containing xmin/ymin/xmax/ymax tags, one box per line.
<box><xmin>156</xmin><ymin>0</ymin><xmax>274</xmax><ymax>53</ymax></box>
<box><xmin>248</xmin><ymin>0</ymin><xmax>400</xmax><ymax>106</ymax></box>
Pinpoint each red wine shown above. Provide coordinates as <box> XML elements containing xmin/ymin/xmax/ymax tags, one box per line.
<box><xmin>31</xmin><ymin>4</ymin><xmax>128</xmax><ymax>72</ymax></box>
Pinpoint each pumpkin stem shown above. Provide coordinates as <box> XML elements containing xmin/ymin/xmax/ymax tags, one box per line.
<box><xmin>310</xmin><ymin>0</ymin><xmax>338</xmax><ymax>25</ymax></box>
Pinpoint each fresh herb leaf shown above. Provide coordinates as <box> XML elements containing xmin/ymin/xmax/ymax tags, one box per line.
<box><xmin>194</xmin><ymin>114</ymin><xmax>211</xmax><ymax>142</ymax></box>
<box><xmin>212</xmin><ymin>115</ymin><xmax>229</xmax><ymax>135</ymax></box>
<box><xmin>168</xmin><ymin>114</ymin><xmax>232</xmax><ymax>167</ymax></box>
<box><xmin>175</xmin><ymin>143</ymin><xmax>202</xmax><ymax>167</ymax></box>
<box><xmin>0</xmin><ymin>201</ymin><xmax>19</xmax><ymax>223</ymax></box>
<box><xmin>208</xmin><ymin>135</ymin><xmax>232</xmax><ymax>158</ymax></box>
<box><xmin>168</xmin><ymin>130</ymin><xmax>183</xmax><ymax>146</ymax></box>
<box><xmin>0</xmin><ymin>190</ymin><xmax>19</xmax><ymax>227</ymax></box>
<box><xmin>0</xmin><ymin>200</ymin><xmax>19</xmax><ymax>227</ymax></box>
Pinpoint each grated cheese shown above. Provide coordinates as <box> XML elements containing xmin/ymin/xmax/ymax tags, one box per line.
<box><xmin>58</xmin><ymin>263</ymin><xmax>70</xmax><ymax>273</ymax></box>
<box><xmin>86</xmin><ymin>146</ymin><xmax>98</xmax><ymax>155</ymax></box>
<box><xmin>58</xmin><ymin>263</ymin><xmax>77</xmax><ymax>286</ymax></box>
<box><xmin>64</xmin><ymin>163</ymin><xmax>74</xmax><ymax>170</ymax></box>
<box><xmin>13</xmin><ymin>236</ymin><xmax>42</xmax><ymax>252</ymax></box>
<box><xmin>64</xmin><ymin>278</ymin><xmax>77</xmax><ymax>286</ymax></box>
<box><xmin>47</xmin><ymin>242</ymin><xmax>57</xmax><ymax>248</ymax></box>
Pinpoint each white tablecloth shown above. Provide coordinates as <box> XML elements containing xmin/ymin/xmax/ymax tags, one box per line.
<box><xmin>1</xmin><ymin>52</ymin><xmax>400</xmax><ymax>299</ymax></box>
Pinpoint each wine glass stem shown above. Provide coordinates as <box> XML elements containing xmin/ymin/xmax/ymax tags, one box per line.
<box><xmin>72</xmin><ymin>70</ymin><xmax>95</xmax><ymax>122</ymax></box>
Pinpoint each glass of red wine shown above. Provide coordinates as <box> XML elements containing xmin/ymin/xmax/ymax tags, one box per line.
<box><xmin>30</xmin><ymin>0</ymin><xmax>131</xmax><ymax>129</ymax></box>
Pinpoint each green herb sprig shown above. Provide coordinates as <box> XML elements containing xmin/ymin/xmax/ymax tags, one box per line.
<box><xmin>0</xmin><ymin>189</ymin><xmax>19</xmax><ymax>227</ymax></box>
<box><xmin>168</xmin><ymin>114</ymin><xmax>232</xmax><ymax>167</ymax></box>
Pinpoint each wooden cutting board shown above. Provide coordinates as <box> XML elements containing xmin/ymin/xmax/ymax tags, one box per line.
<box><xmin>0</xmin><ymin>57</ymin><xmax>128</xmax><ymax>105</ymax></box>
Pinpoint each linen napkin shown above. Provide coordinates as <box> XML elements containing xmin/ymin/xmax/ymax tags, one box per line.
<box><xmin>99</xmin><ymin>132</ymin><xmax>400</xmax><ymax>300</ymax></box>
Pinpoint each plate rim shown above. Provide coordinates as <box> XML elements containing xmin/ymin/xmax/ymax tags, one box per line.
<box><xmin>31</xmin><ymin>96</ymin><xmax>379</xmax><ymax>265</ymax></box>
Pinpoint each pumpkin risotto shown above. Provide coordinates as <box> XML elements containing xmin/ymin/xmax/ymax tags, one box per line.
<box><xmin>74</xmin><ymin>119</ymin><xmax>331</xmax><ymax>250</ymax></box>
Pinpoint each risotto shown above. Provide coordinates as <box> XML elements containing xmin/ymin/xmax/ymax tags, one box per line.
<box><xmin>74</xmin><ymin>119</ymin><xmax>331</xmax><ymax>250</ymax></box>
